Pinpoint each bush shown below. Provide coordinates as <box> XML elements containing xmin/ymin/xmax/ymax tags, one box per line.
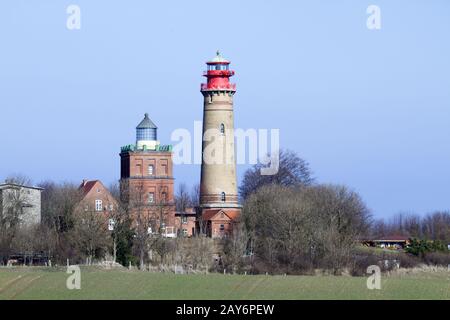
<box><xmin>405</xmin><ymin>238</ymin><xmax>448</xmax><ymax>256</ymax></box>
<box><xmin>243</xmin><ymin>184</ymin><xmax>371</xmax><ymax>275</ymax></box>
<box><xmin>350</xmin><ymin>253</ymin><xmax>380</xmax><ymax>276</ymax></box>
<box><xmin>397</xmin><ymin>253</ymin><xmax>421</xmax><ymax>269</ymax></box>
<box><xmin>349</xmin><ymin>249</ymin><xmax>422</xmax><ymax>276</ymax></box>
<box><xmin>423</xmin><ymin>252</ymin><xmax>450</xmax><ymax>266</ymax></box>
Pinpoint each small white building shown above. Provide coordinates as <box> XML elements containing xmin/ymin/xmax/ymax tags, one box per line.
<box><xmin>0</xmin><ymin>183</ymin><xmax>43</xmax><ymax>226</ymax></box>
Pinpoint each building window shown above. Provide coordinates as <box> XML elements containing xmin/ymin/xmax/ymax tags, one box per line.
<box><xmin>182</xmin><ymin>229</ymin><xmax>188</xmax><ymax>236</ymax></box>
<box><xmin>181</xmin><ymin>215</ymin><xmax>188</xmax><ymax>224</ymax></box>
<box><xmin>161</xmin><ymin>164</ymin><xmax>167</xmax><ymax>175</ymax></box>
<box><xmin>220</xmin><ymin>123</ymin><xmax>225</xmax><ymax>135</ymax></box>
<box><xmin>220</xmin><ymin>224</ymin><xmax>225</xmax><ymax>231</ymax></box>
<box><xmin>95</xmin><ymin>200</ymin><xmax>103</xmax><ymax>212</ymax></box>
<box><xmin>136</xmin><ymin>164</ymin><xmax>142</xmax><ymax>176</ymax></box>
<box><xmin>161</xmin><ymin>192</ymin><xmax>167</xmax><ymax>203</ymax></box>
<box><xmin>108</xmin><ymin>219</ymin><xmax>115</xmax><ymax>231</ymax></box>
<box><xmin>97</xmin><ymin>188</ymin><xmax>100</xmax><ymax>193</ymax></box>
<box><xmin>109</xmin><ymin>204</ymin><xmax>114</xmax><ymax>211</ymax></box>
<box><xmin>148</xmin><ymin>165</ymin><xmax>154</xmax><ymax>175</ymax></box>
<box><xmin>221</xmin><ymin>192</ymin><xmax>226</xmax><ymax>202</ymax></box>
<box><xmin>148</xmin><ymin>193</ymin><xmax>154</xmax><ymax>203</ymax></box>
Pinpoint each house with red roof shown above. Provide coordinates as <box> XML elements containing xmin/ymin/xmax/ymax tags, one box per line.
<box><xmin>199</xmin><ymin>208</ymin><xmax>241</xmax><ymax>238</ymax></box>
<box><xmin>361</xmin><ymin>235</ymin><xmax>411</xmax><ymax>249</ymax></box>
<box><xmin>77</xmin><ymin>180</ymin><xmax>117</xmax><ymax>216</ymax></box>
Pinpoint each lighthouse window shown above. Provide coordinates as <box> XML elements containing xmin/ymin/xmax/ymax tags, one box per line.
<box><xmin>221</xmin><ymin>192</ymin><xmax>226</xmax><ymax>202</ymax></box>
<box><xmin>213</xmin><ymin>64</ymin><xmax>229</xmax><ymax>71</ymax></box>
<box><xmin>220</xmin><ymin>123</ymin><xmax>225</xmax><ymax>135</ymax></box>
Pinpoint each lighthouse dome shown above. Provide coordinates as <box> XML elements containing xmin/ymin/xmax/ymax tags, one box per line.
<box><xmin>136</xmin><ymin>113</ymin><xmax>158</xmax><ymax>150</ymax></box>
<box><xmin>208</xmin><ymin>51</ymin><xmax>230</xmax><ymax>64</ymax></box>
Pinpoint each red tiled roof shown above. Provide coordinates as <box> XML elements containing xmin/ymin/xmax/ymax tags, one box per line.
<box><xmin>79</xmin><ymin>180</ymin><xmax>99</xmax><ymax>196</ymax></box>
<box><xmin>202</xmin><ymin>209</ymin><xmax>222</xmax><ymax>221</ymax></box>
<box><xmin>360</xmin><ymin>235</ymin><xmax>410</xmax><ymax>242</ymax></box>
<box><xmin>372</xmin><ymin>235</ymin><xmax>410</xmax><ymax>242</ymax></box>
<box><xmin>202</xmin><ymin>209</ymin><xmax>240</xmax><ymax>221</ymax></box>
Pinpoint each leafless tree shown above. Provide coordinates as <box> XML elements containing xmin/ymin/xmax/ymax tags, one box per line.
<box><xmin>108</xmin><ymin>181</ymin><xmax>121</xmax><ymax>200</ymax></box>
<box><xmin>123</xmin><ymin>181</ymin><xmax>174</xmax><ymax>269</ymax></box>
<box><xmin>4</xmin><ymin>174</ymin><xmax>33</xmax><ymax>186</ymax></box>
<box><xmin>0</xmin><ymin>175</ymin><xmax>34</xmax><ymax>263</ymax></box>
<box><xmin>243</xmin><ymin>184</ymin><xmax>371</xmax><ymax>274</ymax></box>
<box><xmin>222</xmin><ymin>221</ymin><xmax>249</xmax><ymax>273</ymax></box>
<box><xmin>190</xmin><ymin>183</ymin><xmax>200</xmax><ymax>208</ymax></box>
<box><xmin>370</xmin><ymin>211</ymin><xmax>450</xmax><ymax>243</ymax></box>
<box><xmin>239</xmin><ymin>149</ymin><xmax>314</xmax><ymax>201</ymax></box>
<box><xmin>107</xmin><ymin>182</ymin><xmax>131</xmax><ymax>263</ymax></box>
<box><xmin>422</xmin><ymin>211</ymin><xmax>450</xmax><ymax>242</ymax></box>
<box><xmin>38</xmin><ymin>181</ymin><xmax>82</xmax><ymax>263</ymax></box>
<box><xmin>175</xmin><ymin>183</ymin><xmax>192</xmax><ymax>212</ymax></box>
<box><xmin>69</xmin><ymin>208</ymin><xmax>110</xmax><ymax>264</ymax></box>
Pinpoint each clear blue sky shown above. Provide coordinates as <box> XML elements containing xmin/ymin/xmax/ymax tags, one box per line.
<box><xmin>1</xmin><ymin>1</ymin><xmax>449</xmax><ymax>219</ymax></box>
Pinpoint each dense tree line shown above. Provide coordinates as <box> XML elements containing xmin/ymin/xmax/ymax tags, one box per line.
<box><xmin>220</xmin><ymin>149</ymin><xmax>373</xmax><ymax>274</ymax></box>
<box><xmin>239</xmin><ymin>149</ymin><xmax>314</xmax><ymax>201</ymax></box>
<box><xmin>371</xmin><ymin>212</ymin><xmax>450</xmax><ymax>244</ymax></box>
<box><xmin>2</xmin><ymin>148</ymin><xmax>449</xmax><ymax>273</ymax></box>
<box><xmin>239</xmin><ymin>184</ymin><xmax>371</xmax><ymax>274</ymax></box>
<box><xmin>0</xmin><ymin>176</ymin><xmax>204</xmax><ymax>268</ymax></box>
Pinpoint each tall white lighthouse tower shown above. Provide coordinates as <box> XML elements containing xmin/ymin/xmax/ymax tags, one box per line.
<box><xmin>199</xmin><ymin>51</ymin><xmax>241</xmax><ymax>238</ymax></box>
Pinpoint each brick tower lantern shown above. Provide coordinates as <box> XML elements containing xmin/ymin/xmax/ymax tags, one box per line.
<box><xmin>199</xmin><ymin>51</ymin><xmax>241</xmax><ymax>238</ymax></box>
<box><xmin>120</xmin><ymin>114</ymin><xmax>176</xmax><ymax>237</ymax></box>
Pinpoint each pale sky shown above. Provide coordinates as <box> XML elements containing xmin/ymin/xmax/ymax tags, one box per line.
<box><xmin>1</xmin><ymin>0</ymin><xmax>449</xmax><ymax>219</ymax></box>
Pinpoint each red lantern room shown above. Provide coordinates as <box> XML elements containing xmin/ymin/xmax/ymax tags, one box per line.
<box><xmin>201</xmin><ymin>51</ymin><xmax>236</xmax><ymax>92</ymax></box>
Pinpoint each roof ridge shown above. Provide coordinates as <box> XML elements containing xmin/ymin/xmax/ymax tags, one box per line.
<box><xmin>136</xmin><ymin>113</ymin><xmax>157</xmax><ymax>129</ymax></box>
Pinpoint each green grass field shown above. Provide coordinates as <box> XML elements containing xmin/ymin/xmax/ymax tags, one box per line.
<box><xmin>0</xmin><ymin>267</ymin><xmax>449</xmax><ymax>300</ymax></box>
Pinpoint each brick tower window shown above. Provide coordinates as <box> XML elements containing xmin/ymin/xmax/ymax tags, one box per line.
<box><xmin>136</xmin><ymin>164</ymin><xmax>142</xmax><ymax>176</ymax></box>
<box><xmin>148</xmin><ymin>165</ymin><xmax>154</xmax><ymax>175</ymax></box>
<box><xmin>148</xmin><ymin>193</ymin><xmax>154</xmax><ymax>203</ymax></box>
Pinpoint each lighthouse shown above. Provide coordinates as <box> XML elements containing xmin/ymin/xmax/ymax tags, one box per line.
<box><xmin>119</xmin><ymin>114</ymin><xmax>176</xmax><ymax>237</ymax></box>
<box><xmin>199</xmin><ymin>51</ymin><xmax>241</xmax><ymax>238</ymax></box>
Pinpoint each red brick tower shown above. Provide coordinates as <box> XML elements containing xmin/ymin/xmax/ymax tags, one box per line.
<box><xmin>120</xmin><ymin>114</ymin><xmax>176</xmax><ymax>237</ymax></box>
